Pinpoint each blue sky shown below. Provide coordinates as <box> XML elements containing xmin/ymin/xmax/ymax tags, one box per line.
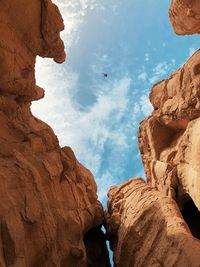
<box><xmin>32</xmin><ymin>0</ymin><xmax>200</xmax><ymax>203</ymax></box>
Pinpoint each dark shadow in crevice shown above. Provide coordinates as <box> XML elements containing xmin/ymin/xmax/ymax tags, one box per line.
<box><xmin>181</xmin><ymin>195</ymin><xmax>200</xmax><ymax>240</ymax></box>
<box><xmin>84</xmin><ymin>226</ymin><xmax>111</xmax><ymax>267</ymax></box>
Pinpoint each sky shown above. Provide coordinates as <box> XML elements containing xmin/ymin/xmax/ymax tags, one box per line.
<box><xmin>32</xmin><ymin>0</ymin><xmax>200</xmax><ymax>204</ymax></box>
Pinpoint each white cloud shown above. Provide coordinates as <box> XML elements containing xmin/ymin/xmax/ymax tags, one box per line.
<box><xmin>97</xmin><ymin>171</ymin><xmax>115</xmax><ymax>202</ymax></box>
<box><xmin>33</xmin><ymin>53</ymin><xmax>132</xmax><ymax>201</ymax></box>
<box><xmin>148</xmin><ymin>59</ymin><xmax>176</xmax><ymax>84</ymax></box>
<box><xmin>138</xmin><ymin>72</ymin><xmax>148</xmax><ymax>82</ymax></box>
<box><xmin>139</xmin><ymin>95</ymin><xmax>153</xmax><ymax>116</ymax></box>
<box><xmin>53</xmin><ymin>0</ymin><xmax>105</xmax><ymax>48</ymax></box>
<box><xmin>33</xmin><ymin>57</ymin><xmax>131</xmax><ymax>177</ymax></box>
<box><xmin>32</xmin><ymin>0</ymin><xmax>138</xmax><ymax>201</ymax></box>
<box><xmin>189</xmin><ymin>47</ymin><xmax>196</xmax><ymax>57</ymax></box>
<box><xmin>149</xmin><ymin>62</ymin><xmax>167</xmax><ymax>83</ymax></box>
<box><xmin>132</xmin><ymin>95</ymin><xmax>153</xmax><ymax>118</ymax></box>
<box><xmin>145</xmin><ymin>53</ymin><xmax>149</xmax><ymax>62</ymax></box>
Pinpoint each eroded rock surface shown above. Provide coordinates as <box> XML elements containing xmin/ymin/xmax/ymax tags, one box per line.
<box><xmin>139</xmin><ymin>50</ymin><xmax>200</xmax><ymax>212</ymax></box>
<box><xmin>169</xmin><ymin>0</ymin><xmax>200</xmax><ymax>35</ymax></box>
<box><xmin>0</xmin><ymin>1</ymin><xmax>110</xmax><ymax>267</ymax></box>
<box><xmin>106</xmin><ymin>179</ymin><xmax>200</xmax><ymax>267</ymax></box>
<box><xmin>106</xmin><ymin>14</ymin><xmax>200</xmax><ymax>267</ymax></box>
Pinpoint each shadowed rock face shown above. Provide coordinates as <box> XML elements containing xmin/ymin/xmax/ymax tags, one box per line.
<box><xmin>169</xmin><ymin>0</ymin><xmax>200</xmax><ymax>35</ymax></box>
<box><xmin>0</xmin><ymin>1</ymin><xmax>110</xmax><ymax>267</ymax></box>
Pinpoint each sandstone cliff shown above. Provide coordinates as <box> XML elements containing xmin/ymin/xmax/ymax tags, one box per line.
<box><xmin>2</xmin><ymin>0</ymin><xmax>200</xmax><ymax>266</ymax></box>
<box><xmin>106</xmin><ymin>179</ymin><xmax>200</xmax><ymax>267</ymax></box>
<box><xmin>0</xmin><ymin>1</ymin><xmax>110</xmax><ymax>267</ymax></box>
<box><xmin>139</xmin><ymin>50</ymin><xmax>200</xmax><ymax>210</ymax></box>
<box><xmin>106</xmin><ymin>54</ymin><xmax>200</xmax><ymax>266</ymax></box>
<box><xmin>106</xmin><ymin>2</ymin><xmax>200</xmax><ymax>266</ymax></box>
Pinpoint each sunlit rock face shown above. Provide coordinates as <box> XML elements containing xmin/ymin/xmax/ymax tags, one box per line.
<box><xmin>139</xmin><ymin>50</ymin><xmax>200</xmax><ymax>212</ymax></box>
<box><xmin>106</xmin><ymin>179</ymin><xmax>200</xmax><ymax>267</ymax></box>
<box><xmin>106</xmin><ymin>17</ymin><xmax>200</xmax><ymax>267</ymax></box>
<box><xmin>0</xmin><ymin>1</ymin><xmax>110</xmax><ymax>267</ymax></box>
<box><xmin>169</xmin><ymin>0</ymin><xmax>200</xmax><ymax>35</ymax></box>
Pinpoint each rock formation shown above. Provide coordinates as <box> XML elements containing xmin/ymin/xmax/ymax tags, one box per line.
<box><xmin>106</xmin><ymin>179</ymin><xmax>200</xmax><ymax>267</ymax></box>
<box><xmin>0</xmin><ymin>1</ymin><xmax>110</xmax><ymax>267</ymax></box>
<box><xmin>106</xmin><ymin>52</ymin><xmax>200</xmax><ymax>265</ymax></box>
<box><xmin>169</xmin><ymin>0</ymin><xmax>200</xmax><ymax>35</ymax></box>
<box><xmin>139</xmin><ymin>50</ymin><xmax>200</xmax><ymax>210</ymax></box>
<box><xmin>106</xmin><ymin>2</ymin><xmax>200</xmax><ymax>267</ymax></box>
<box><xmin>2</xmin><ymin>0</ymin><xmax>200</xmax><ymax>266</ymax></box>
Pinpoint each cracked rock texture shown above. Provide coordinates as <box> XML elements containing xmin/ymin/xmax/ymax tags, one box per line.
<box><xmin>0</xmin><ymin>1</ymin><xmax>110</xmax><ymax>267</ymax></box>
<box><xmin>169</xmin><ymin>0</ymin><xmax>200</xmax><ymax>35</ymax></box>
<box><xmin>106</xmin><ymin>179</ymin><xmax>200</xmax><ymax>267</ymax></box>
<box><xmin>106</xmin><ymin>12</ymin><xmax>200</xmax><ymax>267</ymax></box>
<box><xmin>139</xmin><ymin>50</ymin><xmax>200</xmax><ymax>212</ymax></box>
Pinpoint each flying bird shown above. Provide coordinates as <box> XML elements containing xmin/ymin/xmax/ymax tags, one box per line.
<box><xmin>102</xmin><ymin>73</ymin><xmax>108</xmax><ymax>77</ymax></box>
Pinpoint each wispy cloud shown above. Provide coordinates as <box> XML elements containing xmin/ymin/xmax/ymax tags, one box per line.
<box><xmin>53</xmin><ymin>0</ymin><xmax>105</xmax><ymax>48</ymax></box>
<box><xmin>33</xmin><ymin>58</ymin><xmax>131</xmax><ymax>198</ymax></box>
<box><xmin>33</xmin><ymin>0</ymin><xmax>188</xmax><ymax>202</ymax></box>
<box><xmin>32</xmin><ymin>0</ymin><xmax>133</xmax><ymax>202</ymax></box>
<box><xmin>138</xmin><ymin>72</ymin><xmax>148</xmax><ymax>82</ymax></box>
<box><xmin>149</xmin><ymin>62</ymin><xmax>169</xmax><ymax>83</ymax></box>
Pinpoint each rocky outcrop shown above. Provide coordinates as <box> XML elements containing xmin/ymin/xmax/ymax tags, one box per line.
<box><xmin>138</xmin><ymin>50</ymin><xmax>200</xmax><ymax>212</ymax></box>
<box><xmin>0</xmin><ymin>0</ymin><xmax>66</xmax><ymax>104</ymax></box>
<box><xmin>106</xmin><ymin>11</ymin><xmax>200</xmax><ymax>267</ymax></box>
<box><xmin>106</xmin><ymin>179</ymin><xmax>200</xmax><ymax>267</ymax></box>
<box><xmin>0</xmin><ymin>1</ymin><xmax>110</xmax><ymax>267</ymax></box>
<box><xmin>169</xmin><ymin>0</ymin><xmax>200</xmax><ymax>35</ymax></box>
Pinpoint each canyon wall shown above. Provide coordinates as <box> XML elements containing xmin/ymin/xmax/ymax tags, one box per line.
<box><xmin>2</xmin><ymin>0</ymin><xmax>200</xmax><ymax>266</ymax></box>
<box><xmin>106</xmin><ymin>1</ymin><xmax>200</xmax><ymax>266</ymax></box>
<box><xmin>106</xmin><ymin>179</ymin><xmax>200</xmax><ymax>266</ymax></box>
<box><xmin>0</xmin><ymin>1</ymin><xmax>110</xmax><ymax>267</ymax></box>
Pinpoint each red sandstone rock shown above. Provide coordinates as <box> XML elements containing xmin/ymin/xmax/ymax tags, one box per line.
<box><xmin>0</xmin><ymin>1</ymin><xmax>110</xmax><ymax>267</ymax></box>
<box><xmin>169</xmin><ymin>0</ymin><xmax>200</xmax><ymax>35</ymax></box>
<box><xmin>138</xmin><ymin>50</ymin><xmax>200</xmax><ymax>213</ymax></box>
<box><xmin>106</xmin><ymin>13</ymin><xmax>200</xmax><ymax>267</ymax></box>
<box><xmin>0</xmin><ymin>0</ymin><xmax>65</xmax><ymax>104</ymax></box>
<box><xmin>106</xmin><ymin>179</ymin><xmax>200</xmax><ymax>267</ymax></box>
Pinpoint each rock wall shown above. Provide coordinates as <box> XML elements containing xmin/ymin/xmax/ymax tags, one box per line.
<box><xmin>2</xmin><ymin>0</ymin><xmax>200</xmax><ymax>266</ymax></box>
<box><xmin>139</xmin><ymin>50</ymin><xmax>200</xmax><ymax>210</ymax></box>
<box><xmin>169</xmin><ymin>0</ymin><xmax>200</xmax><ymax>35</ymax></box>
<box><xmin>106</xmin><ymin>2</ymin><xmax>200</xmax><ymax>266</ymax></box>
<box><xmin>0</xmin><ymin>1</ymin><xmax>110</xmax><ymax>267</ymax></box>
<box><xmin>106</xmin><ymin>179</ymin><xmax>200</xmax><ymax>267</ymax></box>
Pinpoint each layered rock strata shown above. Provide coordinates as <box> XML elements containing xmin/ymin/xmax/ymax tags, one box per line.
<box><xmin>0</xmin><ymin>1</ymin><xmax>110</xmax><ymax>267</ymax></box>
<box><xmin>169</xmin><ymin>0</ymin><xmax>200</xmax><ymax>35</ymax></box>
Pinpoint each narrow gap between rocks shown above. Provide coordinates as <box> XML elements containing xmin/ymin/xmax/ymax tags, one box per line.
<box><xmin>83</xmin><ymin>226</ymin><xmax>113</xmax><ymax>266</ymax></box>
<box><xmin>181</xmin><ymin>195</ymin><xmax>200</xmax><ymax>240</ymax></box>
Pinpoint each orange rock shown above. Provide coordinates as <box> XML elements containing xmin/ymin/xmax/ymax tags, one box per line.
<box><xmin>169</xmin><ymin>0</ymin><xmax>200</xmax><ymax>35</ymax></box>
<box><xmin>138</xmin><ymin>50</ymin><xmax>200</xmax><ymax>213</ymax></box>
<box><xmin>107</xmin><ymin>9</ymin><xmax>200</xmax><ymax>266</ymax></box>
<box><xmin>0</xmin><ymin>0</ymin><xmax>65</xmax><ymax>103</ymax></box>
<box><xmin>0</xmin><ymin>1</ymin><xmax>110</xmax><ymax>266</ymax></box>
<box><xmin>106</xmin><ymin>179</ymin><xmax>200</xmax><ymax>267</ymax></box>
